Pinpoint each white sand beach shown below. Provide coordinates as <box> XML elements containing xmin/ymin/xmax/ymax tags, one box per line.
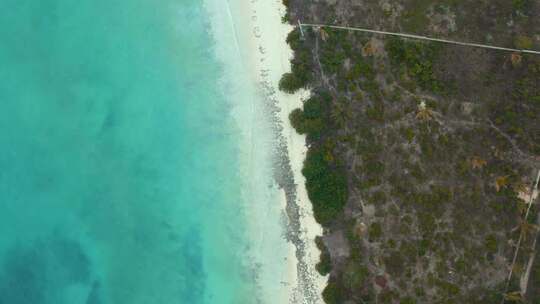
<box><xmin>227</xmin><ymin>0</ymin><xmax>328</xmax><ymax>302</ymax></box>
<box><xmin>203</xmin><ymin>0</ymin><xmax>327</xmax><ymax>302</ymax></box>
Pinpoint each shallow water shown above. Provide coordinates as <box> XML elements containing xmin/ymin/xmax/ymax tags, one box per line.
<box><xmin>0</xmin><ymin>1</ymin><xmax>289</xmax><ymax>303</ymax></box>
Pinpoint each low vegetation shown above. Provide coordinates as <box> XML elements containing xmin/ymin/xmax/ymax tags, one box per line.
<box><xmin>282</xmin><ymin>0</ymin><xmax>540</xmax><ymax>303</ymax></box>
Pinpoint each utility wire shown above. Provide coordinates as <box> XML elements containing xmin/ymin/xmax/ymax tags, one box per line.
<box><xmin>298</xmin><ymin>22</ymin><xmax>540</xmax><ymax>55</ymax></box>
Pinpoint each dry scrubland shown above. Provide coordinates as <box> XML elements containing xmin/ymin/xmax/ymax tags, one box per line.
<box><xmin>280</xmin><ymin>0</ymin><xmax>540</xmax><ymax>303</ymax></box>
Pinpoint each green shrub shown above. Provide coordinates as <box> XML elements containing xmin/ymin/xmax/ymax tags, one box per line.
<box><xmin>435</xmin><ymin>279</ymin><xmax>460</xmax><ymax>297</ymax></box>
<box><xmin>368</xmin><ymin>191</ymin><xmax>386</xmax><ymax>204</ymax></box>
<box><xmin>418</xmin><ymin>238</ymin><xmax>430</xmax><ymax>256</ymax></box>
<box><xmin>365</xmin><ymin>103</ymin><xmax>385</xmax><ymax>121</ymax></box>
<box><xmin>347</xmin><ymin>57</ymin><xmax>375</xmax><ymax>81</ymax></box>
<box><xmin>484</xmin><ymin>234</ymin><xmax>498</xmax><ymax>254</ymax></box>
<box><xmin>402</xmin><ymin>5</ymin><xmax>430</xmax><ymax>33</ymax></box>
<box><xmin>315</xmin><ymin>237</ymin><xmax>332</xmax><ymax>275</ymax></box>
<box><xmin>302</xmin><ymin>147</ymin><xmax>348</xmax><ymax>224</ymax></box>
<box><xmin>342</xmin><ymin>262</ymin><xmax>369</xmax><ymax>290</ymax></box>
<box><xmin>322</xmin><ymin>282</ymin><xmax>342</xmax><ymax>304</ymax></box>
<box><xmin>280</xmin><ymin>29</ymin><xmax>313</xmax><ymax>93</ymax></box>
<box><xmin>289</xmin><ymin>96</ymin><xmax>330</xmax><ymax>140</ymax></box>
<box><xmin>369</xmin><ymin>222</ymin><xmax>383</xmax><ymax>241</ymax></box>
<box><xmin>303</xmin><ymin>96</ymin><xmax>325</xmax><ymax>118</ymax></box>
<box><xmin>286</xmin><ymin>28</ymin><xmax>301</xmax><ymax>50</ymax></box>
<box><xmin>321</xmin><ymin>48</ymin><xmax>346</xmax><ymax>74</ymax></box>
<box><xmin>319</xmin><ymin>29</ymin><xmax>347</xmax><ymax>74</ymax></box>
<box><xmin>279</xmin><ymin>72</ymin><xmax>305</xmax><ymax>94</ymax></box>
<box><xmin>417</xmin><ymin>211</ymin><xmax>436</xmax><ymax>236</ymax></box>
<box><xmin>289</xmin><ymin>108</ymin><xmax>305</xmax><ymax>130</ymax></box>
<box><xmin>379</xmin><ymin>289</ymin><xmax>399</xmax><ymax>304</ymax></box>
<box><xmin>400</xmin><ymin>296</ymin><xmax>416</xmax><ymax>304</ymax></box>
<box><xmin>514</xmin><ymin>35</ymin><xmax>533</xmax><ymax>50</ymax></box>
<box><xmin>365</xmin><ymin>160</ymin><xmax>385</xmax><ymax>176</ymax></box>
<box><xmin>385</xmin><ymin>38</ymin><xmax>443</xmax><ymax>93</ymax></box>
<box><xmin>292</xmin><ymin>95</ymin><xmax>344</xmax><ymax>227</ymax></box>
<box><xmin>289</xmin><ymin>108</ymin><xmax>325</xmax><ymax>137</ymax></box>
<box><xmin>384</xmin><ymin>251</ymin><xmax>405</xmax><ymax>276</ymax></box>
<box><xmin>512</xmin><ymin>0</ymin><xmax>529</xmax><ymax>12</ymax></box>
<box><xmin>400</xmin><ymin>127</ymin><xmax>415</xmax><ymax>142</ymax></box>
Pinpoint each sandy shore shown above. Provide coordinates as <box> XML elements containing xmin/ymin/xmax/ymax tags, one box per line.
<box><xmin>203</xmin><ymin>0</ymin><xmax>327</xmax><ymax>302</ymax></box>
<box><xmin>227</xmin><ymin>0</ymin><xmax>328</xmax><ymax>303</ymax></box>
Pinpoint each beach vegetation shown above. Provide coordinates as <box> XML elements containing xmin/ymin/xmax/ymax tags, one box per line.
<box><xmin>322</xmin><ymin>281</ymin><xmax>342</xmax><ymax>304</ymax></box>
<box><xmin>279</xmin><ymin>72</ymin><xmax>305</xmax><ymax>94</ymax></box>
<box><xmin>302</xmin><ymin>146</ymin><xmax>347</xmax><ymax>224</ymax></box>
<box><xmin>315</xmin><ymin>236</ymin><xmax>332</xmax><ymax>275</ymax></box>
<box><xmin>289</xmin><ymin>96</ymin><xmax>329</xmax><ymax>140</ymax></box>
<box><xmin>280</xmin><ymin>29</ymin><xmax>314</xmax><ymax>93</ymax></box>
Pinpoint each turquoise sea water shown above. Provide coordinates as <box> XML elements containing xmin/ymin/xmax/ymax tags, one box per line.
<box><xmin>0</xmin><ymin>1</ymin><xmax>283</xmax><ymax>303</ymax></box>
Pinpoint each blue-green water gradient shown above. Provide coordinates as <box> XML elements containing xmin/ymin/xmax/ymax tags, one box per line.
<box><xmin>0</xmin><ymin>1</ymin><xmax>256</xmax><ymax>303</ymax></box>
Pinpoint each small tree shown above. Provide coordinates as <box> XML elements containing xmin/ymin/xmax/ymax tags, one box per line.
<box><xmin>279</xmin><ymin>72</ymin><xmax>303</xmax><ymax>94</ymax></box>
<box><xmin>322</xmin><ymin>282</ymin><xmax>342</xmax><ymax>304</ymax></box>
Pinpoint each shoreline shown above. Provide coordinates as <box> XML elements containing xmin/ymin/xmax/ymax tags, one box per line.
<box><xmin>229</xmin><ymin>0</ymin><xmax>327</xmax><ymax>303</ymax></box>
<box><xmin>202</xmin><ymin>0</ymin><xmax>326</xmax><ymax>302</ymax></box>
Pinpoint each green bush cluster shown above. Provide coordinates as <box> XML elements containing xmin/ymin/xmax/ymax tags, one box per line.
<box><xmin>279</xmin><ymin>29</ymin><xmax>313</xmax><ymax>93</ymax></box>
<box><xmin>514</xmin><ymin>35</ymin><xmax>533</xmax><ymax>49</ymax></box>
<box><xmin>400</xmin><ymin>296</ymin><xmax>416</xmax><ymax>304</ymax></box>
<box><xmin>365</xmin><ymin>103</ymin><xmax>385</xmax><ymax>121</ymax></box>
<box><xmin>512</xmin><ymin>0</ymin><xmax>530</xmax><ymax>12</ymax></box>
<box><xmin>322</xmin><ymin>281</ymin><xmax>343</xmax><ymax>304</ymax></box>
<box><xmin>289</xmin><ymin>96</ymin><xmax>329</xmax><ymax>140</ymax></box>
<box><xmin>402</xmin><ymin>0</ymin><xmax>431</xmax><ymax>32</ymax></box>
<box><xmin>342</xmin><ymin>261</ymin><xmax>369</xmax><ymax>291</ymax></box>
<box><xmin>279</xmin><ymin>73</ymin><xmax>305</xmax><ymax>93</ymax></box>
<box><xmin>484</xmin><ymin>235</ymin><xmax>498</xmax><ymax>254</ymax></box>
<box><xmin>288</xmin><ymin>92</ymin><xmax>348</xmax><ymax>224</ymax></box>
<box><xmin>346</xmin><ymin>55</ymin><xmax>375</xmax><ymax>81</ymax></box>
<box><xmin>302</xmin><ymin>147</ymin><xmax>348</xmax><ymax>224</ymax></box>
<box><xmin>368</xmin><ymin>222</ymin><xmax>383</xmax><ymax>241</ymax></box>
<box><xmin>385</xmin><ymin>38</ymin><xmax>443</xmax><ymax>93</ymax></box>
<box><xmin>319</xmin><ymin>29</ymin><xmax>348</xmax><ymax>74</ymax></box>
<box><xmin>384</xmin><ymin>251</ymin><xmax>406</xmax><ymax>276</ymax></box>
<box><xmin>315</xmin><ymin>237</ymin><xmax>333</xmax><ymax>275</ymax></box>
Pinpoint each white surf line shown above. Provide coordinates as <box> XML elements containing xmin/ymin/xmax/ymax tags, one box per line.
<box><xmin>299</xmin><ymin>22</ymin><xmax>540</xmax><ymax>55</ymax></box>
<box><xmin>224</xmin><ymin>0</ymin><xmax>243</xmax><ymax>56</ymax></box>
